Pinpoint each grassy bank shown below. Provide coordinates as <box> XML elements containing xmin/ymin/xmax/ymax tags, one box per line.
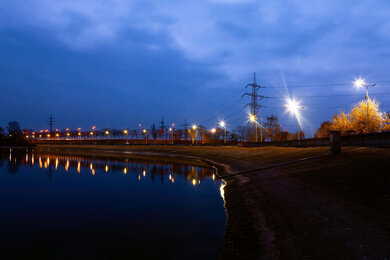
<box><xmin>36</xmin><ymin>144</ymin><xmax>390</xmax><ymax>259</ymax></box>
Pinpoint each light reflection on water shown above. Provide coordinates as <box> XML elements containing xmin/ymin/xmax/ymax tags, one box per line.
<box><xmin>0</xmin><ymin>148</ymin><xmax>226</xmax><ymax>259</ymax></box>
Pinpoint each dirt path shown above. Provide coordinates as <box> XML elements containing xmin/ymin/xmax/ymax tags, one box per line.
<box><xmin>36</xmin><ymin>145</ymin><xmax>390</xmax><ymax>259</ymax></box>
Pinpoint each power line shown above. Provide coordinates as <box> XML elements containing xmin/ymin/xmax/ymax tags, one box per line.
<box><xmin>263</xmin><ymin>80</ymin><xmax>390</xmax><ymax>89</ymax></box>
<box><xmin>267</xmin><ymin>92</ymin><xmax>390</xmax><ymax>99</ymax></box>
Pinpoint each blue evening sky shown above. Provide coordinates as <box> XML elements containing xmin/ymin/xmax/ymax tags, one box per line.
<box><xmin>1</xmin><ymin>0</ymin><xmax>390</xmax><ymax>135</ymax></box>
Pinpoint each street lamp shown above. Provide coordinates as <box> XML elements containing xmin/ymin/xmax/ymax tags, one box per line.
<box><xmin>191</xmin><ymin>124</ymin><xmax>198</xmax><ymax>144</ymax></box>
<box><xmin>248</xmin><ymin>114</ymin><xmax>258</xmax><ymax>142</ymax></box>
<box><xmin>286</xmin><ymin>98</ymin><xmax>304</xmax><ymax>142</ymax></box>
<box><xmin>219</xmin><ymin>120</ymin><xmax>226</xmax><ymax>143</ymax></box>
<box><xmin>123</xmin><ymin>129</ymin><xmax>129</xmax><ymax>143</ymax></box>
<box><xmin>354</xmin><ymin>77</ymin><xmax>376</xmax><ymax>133</ymax></box>
<box><xmin>142</xmin><ymin>129</ymin><xmax>147</xmax><ymax>144</ymax></box>
<box><xmin>169</xmin><ymin>127</ymin><xmax>173</xmax><ymax>144</ymax></box>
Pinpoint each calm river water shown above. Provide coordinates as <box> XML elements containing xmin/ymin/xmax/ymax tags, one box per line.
<box><xmin>0</xmin><ymin>148</ymin><xmax>226</xmax><ymax>259</ymax></box>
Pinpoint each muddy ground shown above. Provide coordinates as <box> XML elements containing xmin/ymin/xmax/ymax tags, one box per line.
<box><xmin>35</xmin><ymin>145</ymin><xmax>390</xmax><ymax>259</ymax></box>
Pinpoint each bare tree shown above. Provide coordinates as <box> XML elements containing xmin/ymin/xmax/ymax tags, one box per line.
<box><xmin>235</xmin><ymin>125</ymin><xmax>247</xmax><ymax>141</ymax></box>
<box><xmin>7</xmin><ymin>121</ymin><xmax>22</xmax><ymax>137</ymax></box>
<box><xmin>151</xmin><ymin>123</ymin><xmax>158</xmax><ymax>140</ymax></box>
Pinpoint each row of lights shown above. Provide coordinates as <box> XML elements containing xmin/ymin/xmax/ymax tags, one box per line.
<box><xmin>26</xmin><ymin>78</ymin><xmax>372</xmax><ymax>140</ymax></box>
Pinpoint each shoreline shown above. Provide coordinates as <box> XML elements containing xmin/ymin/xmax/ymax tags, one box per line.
<box><xmin>29</xmin><ymin>145</ymin><xmax>390</xmax><ymax>258</ymax></box>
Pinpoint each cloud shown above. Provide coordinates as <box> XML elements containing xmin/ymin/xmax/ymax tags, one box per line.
<box><xmin>2</xmin><ymin>0</ymin><xmax>390</xmax><ymax>84</ymax></box>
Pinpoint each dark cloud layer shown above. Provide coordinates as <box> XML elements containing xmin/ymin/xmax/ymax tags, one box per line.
<box><xmin>1</xmin><ymin>0</ymin><xmax>390</xmax><ymax>134</ymax></box>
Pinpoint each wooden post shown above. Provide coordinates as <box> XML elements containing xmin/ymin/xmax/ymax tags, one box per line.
<box><xmin>330</xmin><ymin>131</ymin><xmax>341</xmax><ymax>154</ymax></box>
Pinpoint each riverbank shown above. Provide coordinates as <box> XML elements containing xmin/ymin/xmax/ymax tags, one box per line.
<box><xmin>35</xmin><ymin>145</ymin><xmax>390</xmax><ymax>259</ymax></box>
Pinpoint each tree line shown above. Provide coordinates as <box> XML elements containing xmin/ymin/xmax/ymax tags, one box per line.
<box><xmin>315</xmin><ymin>98</ymin><xmax>390</xmax><ymax>138</ymax></box>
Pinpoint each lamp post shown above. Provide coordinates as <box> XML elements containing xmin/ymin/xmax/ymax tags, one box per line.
<box><xmin>219</xmin><ymin>120</ymin><xmax>226</xmax><ymax>143</ymax></box>
<box><xmin>143</xmin><ymin>129</ymin><xmax>147</xmax><ymax>144</ymax></box>
<box><xmin>123</xmin><ymin>129</ymin><xmax>129</xmax><ymax>144</ymax></box>
<box><xmin>169</xmin><ymin>127</ymin><xmax>173</xmax><ymax>145</ymax></box>
<box><xmin>249</xmin><ymin>114</ymin><xmax>257</xmax><ymax>142</ymax></box>
<box><xmin>286</xmin><ymin>99</ymin><xmax>304</xmax><ymax>142</ymax></box>
<box><xmin>354</xmin><ymin>78</ymin><xmax>376</xmax><ymax>133</ymax></box>
<box><xmin>191</xmin><ymin>124</ymin><xmax>198</xmax><ymax>144</ymax></box>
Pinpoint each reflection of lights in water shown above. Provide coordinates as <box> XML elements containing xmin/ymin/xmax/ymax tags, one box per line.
<box><xmin>123</xmin><ymin>168</ymin><xmax>127</xmax><ymax>174</ymax></box>
<box><xmin>65</xmin><ymin>160</ymin><xmax>69</xmax><ymax>172</ymax></box>
<box><xmin>192</xmin><ymin>179</ymin><xmax>196</xmax><ymax>186</ymax></box>
<box><xmin>77</xmin><ymin>161</ymin><xmax>81</xmax><ymax>173</ymax></box>
<box><xmin>220</xmin><ymin>181</ymin><xmax>226</xmax><ymax>207</ymax></box>
<box><xmin>91</xmin><ymin>169</ymin><xmax>95</xmax><ymax>176</ymax></box>
<box><xmin>143</xmin><ymin>170</ymin><xmax>146</xmax><ymax>176</ymax></box>
<box><xmin>198</xmin><ymin>180</ymin><xmax>200</xmax><ymax>184</ymax></box>
<box><xmin>212</xmin><ymin>174</ymin><xmax>215</xmax><ymax>180</ymax></box>
<box><xmin>9</xmin><ymin>153</ymin><xmax>11</xmax><ymax>162</ymax></box>
<box><xmin>171</xmin><ymin>177</ymin><xmax>174</xmax><ymax>183</ymax></box>
<box><xmin>55</xmin><ymin>158</ymin><xmax>59</xmax><ymax>170</ymax></box>
<box><xmin>46</xmin><ymin>158</ymin><xmax>50</xmax><ymax>166</ymax></box>
<box><xmin>90</xmin><ymin>163</ymin><xmax>93</xmax><ymax>170</ymax></box>
<box><xmin>138</xmin><ymin>175</ymin><xmax>141</xmax><ymax>181</ymax></box>
<box><xmin>169</xmin><ymin>174</ymin><xmax>172</xmax><ymax>180</ymax></box>
<box><xmin>105</xmin><ymin>165</ymin><xmax>109</xmax><ymax>173</ymax></box>
<box><xmin>31</xmin><ymin>155</ymin><xmax>34</xmax><ymax>165</ymax></box>
<box><xmin>25</xmin><ymin>154</ymin><xmax>28</xmax><ymax>162</ymax></box>
<box><xmin>39</xmin><ymin>157</ymin><xmax>42</xmax><ymax>168</ymax></box>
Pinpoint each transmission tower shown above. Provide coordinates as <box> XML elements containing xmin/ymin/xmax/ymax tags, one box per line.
<box><xmin>160</xmin><ymin>116</ymin><xmax>169</xmax><ymax>139</ymax></box>
<box><xmin>160</xmin><ymin>116</ymin><xmax>165</xmax><ymax>131</ymax></box>
<box><xmin>243</xmin><ymin>73</ymin><xmax>267</xmax><ymax>142</ymax></box>
<box><xmin>47</xmin><ymin>114</ymin><xmax>55</xmax><ymax>135</ymax></box>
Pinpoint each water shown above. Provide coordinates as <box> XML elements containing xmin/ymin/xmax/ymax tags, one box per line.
<box><xmin>0</xmin><ymin>148</ymin><xmax>226</xmax><ymax>259</ymax></box>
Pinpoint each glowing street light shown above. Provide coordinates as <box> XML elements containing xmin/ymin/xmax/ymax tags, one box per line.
<box><xmin>142</xmin><ymin>129</ymin><xmax>148</xmax><ymax>144</ymax></box>
<box><xmin>192</xmin><ymin>124</ymin><xmax>197</xmax><ymax>130</ymax></box>
<box><xmin>354</xmin><ymin>77</ymin><xmax>376</xmax><ymax>133</ymax></box>
<box><xmin>248</xmin><ymin>114</ymin><xmax>258</xmax><ymax>142</ymax></box>
<box><xmin>169</xmin><ymin>127</ymin><xmax>173</xmax><ymax>145</ymax></box>
<box><xmin>219</xmin><ymin>120</ymin><xmax>227</xmax><ymax>143</ymax></box>
<box><xmin>286</xmin><ymin>98</ymin><xmax>304</xmax><ymax>142</ymax></box>
<box><xmin>123</xmin><ymin>129</ymin><xmax>129</xmax><ymax>143</ymax></box>
<box><xmin>211</xmin><ymin>128</ymin><xmax>216</xmax><ymax>134</ymax></box>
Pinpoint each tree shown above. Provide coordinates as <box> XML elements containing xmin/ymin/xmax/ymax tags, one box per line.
<box><xmin>150</xmin><ymin>123</ymin><xmax>158</xmax><ymax>141</ymax></box>
<box><xmin>383</xmin><ymin>112</ymin><xmax>390</xmax><ymax>132</ymax></box>
<box><xmin>0</xmin><ymin>127</ymin><xmax>4</xmax><ymax>138</ymax></box>
<box><xmin>349</xmin><ymin>98</ymin><xmax>387</xmax><ymax>134</ymax></box>
<box><xmin>235</xmin><ymin>125</ymin><xmax>247</xmax><ymax>141</ymax></box>
<box><xmin>331</xmin><ymin>98</ymin><xmax>389</xmax><ymax>134</ymax></box>
<box><xmin>7</xmin><ymin>121</ymin><xmax>22</xmax><ymax>137</ymax></box>
<box><xmin>315</xmin><ymin>121</ymin><xmax>331</xmax><ymax>138</ymax></box>
<box><xmin>264</xmin><ymin>115</ymin><xmax>282</xmax><ymax>141</ymax></box>
<box><xmin>187</xmin><ymin>128</ymin><xmax>198</xmax><ymax>144</ymax></box>
<box><xmin>331</xmin><ymin>111</ymin><xmax>351</xmax><ymax>134</ymax></box>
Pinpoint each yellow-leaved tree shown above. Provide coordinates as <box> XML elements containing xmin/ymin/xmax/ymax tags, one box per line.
<box><xmin>331</xmin><ymin>97</ymin><xmax>390</xmax><ymax>134</ymax></box>
<box><xmin>331</xmin><ymin>111</ymin><xmax>351</xmax><ymax>134</ymax></box>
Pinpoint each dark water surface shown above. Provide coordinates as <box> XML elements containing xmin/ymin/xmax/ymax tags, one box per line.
<box><xmin>0</xmin><ymin>148</ymin><xmax>226</xmax><ymax>259</ymax></box>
